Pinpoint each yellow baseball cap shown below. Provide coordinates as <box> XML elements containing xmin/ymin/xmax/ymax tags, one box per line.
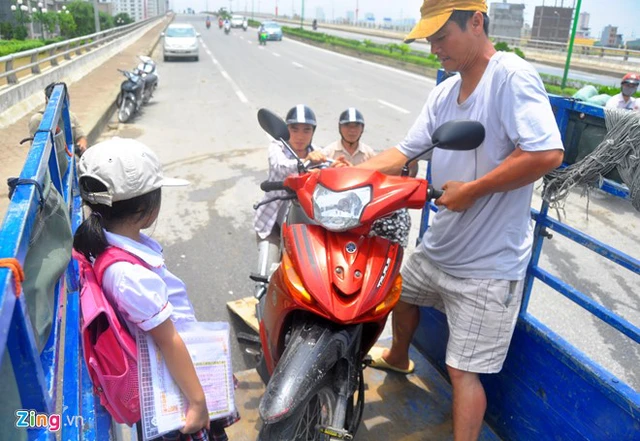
<box><xmin>404</xmin><ymin>0</ymin><xmax>488</xmax><ymax>43</ymax></box>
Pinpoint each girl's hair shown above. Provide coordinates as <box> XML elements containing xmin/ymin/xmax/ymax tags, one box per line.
<box><xmin>73</xmin><ymin>177</ymin><xmax>162</xmax><ymax>260</ymax></box>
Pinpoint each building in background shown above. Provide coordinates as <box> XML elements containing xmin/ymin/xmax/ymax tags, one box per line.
<box><xmin>112</xmin><ymin>0</ymin><xmax>166</xmax><ymax>22</ymax></box>
<box><xmin>97</xmin><ymin>0</ymin><xmax>114</xmax><ymax>16</ymax></box>
<box><xmin>575</xmin><ymin>11</ymin><xmax>590</xmax><ymax>38</ymax></box>
<box><xmin>627</xmin><ymin>38</ymin><xmax>640</xmax><ymax>50</ymax></box>
<box><xmin>488</xmin><ymin>1</ymin><xmax>525</xmax><ymax>39</ymax></box>
<box><xmin>531</xmin><ymin>5</ymin><xmax>573</xmax><ymax>43</ymax></box>
<box><xmin>345</xmin><ymin>10</ymin><xmax>354</xmax><ymax>23</ymax></box>
<box><xmin>599</xmin><ymin>25</ymin><xmax>623</xmax><ymax>47</ymax></box>
<box><xmin>315</xmin><ymin>7</ymin><xmax>325</xmax><ymax>21</ymax></box>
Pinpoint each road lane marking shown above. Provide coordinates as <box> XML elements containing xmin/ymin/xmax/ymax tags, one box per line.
<box><xmin>378</xmin><ymin>99</ymin><xmax>410</xmax><ymax>114</ymax></box>
<box><xmin>201</xmin><ymin>41</ymin><xmax>249</xmax><ymax>105</ymax></box>
<box><xmin>285</xmin><ymin>38</ymin><xmax>436</xmax><ymax>84</ymax></box>
<box><xmin>292</xmin><ymin>61</ymin><xmax>304</xmax><ymax>68</ymax></box>
<box><xmin>272</xmin><ymin>52</ymin><xmax>281</xmax><ymax>57</ymax></box>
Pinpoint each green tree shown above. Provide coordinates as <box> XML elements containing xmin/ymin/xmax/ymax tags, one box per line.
<box><xmin>57</xmin><ymin>12</ymin><xmax>77</xmax><ymax>37</ymax></box>
<box><xmin>0</xmin><ymin>22</ymin><xmax>15</xmax><ymax>39</ymax></box>
<box><xmin>114</xmin><ymin>12</ymin><xmax>133</xmax><ymax>26</ymax></box>
<box><xmin>11</xmin><ymin>6</ymin><xmax>31</xmax><ymax>40</ymax></box>
<box><xmin>99</xmin><ymin>11</ymin><xmax>113</xmax><ymax>30</ymax></box>
<box><xmin>67</xmin><ymin>0</ymin><xmax>96</xmax><ymax>36</ymax></box>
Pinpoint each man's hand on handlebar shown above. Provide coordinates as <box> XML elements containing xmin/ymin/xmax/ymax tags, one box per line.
<box><xmin>438</xmin><ymin>181</ymin><xmax>476</xmax><ymax>212</ymax></box>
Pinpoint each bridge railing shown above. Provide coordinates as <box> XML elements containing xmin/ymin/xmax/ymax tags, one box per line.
<box><xmin>0</xmin><ymin>84</ymin><xmax>108</xmax><ymax>440</ymax></box>
<box><xmin>0</xmin><ymin>16</ymin><xmax>160</xmax><ymax>87</ymax></box>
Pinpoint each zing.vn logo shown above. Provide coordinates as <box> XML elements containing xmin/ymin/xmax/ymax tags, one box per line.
<box><xmin>15</xmin><ymin>410</ymin><xmax>83</xmax><ymax>432</ymax></box>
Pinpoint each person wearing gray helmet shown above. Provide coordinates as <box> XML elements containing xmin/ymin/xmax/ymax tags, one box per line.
<box><xmin>322</xmin><ymin>107</ymin><xmax>375</xmax><ymax>166</ymax></box>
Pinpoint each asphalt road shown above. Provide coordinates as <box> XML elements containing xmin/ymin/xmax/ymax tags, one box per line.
<box><xmin>100</xmin><ymin>14</ymin><xmax>639</xmax><ymax>391</ymax></box>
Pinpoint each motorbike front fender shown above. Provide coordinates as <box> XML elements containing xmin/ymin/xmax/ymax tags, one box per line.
<box><xmin>259</xmin><ymin>320</ymin><xmax>362</xmax><ymax>423</ymax></box>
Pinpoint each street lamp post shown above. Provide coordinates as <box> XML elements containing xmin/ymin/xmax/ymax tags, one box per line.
<box><xmin>93</xmin><ymin>0</ymin><xmax>100</xmax><ymax>33</ymax></box>
<box><xmin>300</xmin><ymin>0</ymin><xmax>304</xmax><ymax>28</ymax></box>
<box><xmin>11</xmin><ymin>0</ymin><xmax>34</xmax><ymax>39</ymax></box>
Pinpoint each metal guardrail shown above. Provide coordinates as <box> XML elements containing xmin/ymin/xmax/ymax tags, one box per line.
<box><xmin>0</xmin><ymin>84</ymin><xmax>104</xmax><ymax>440</ymax></box>
<box><xmin>0</xmin><ymin>16</ymin><xmax>161</xmax><ymax>86</ymax></box>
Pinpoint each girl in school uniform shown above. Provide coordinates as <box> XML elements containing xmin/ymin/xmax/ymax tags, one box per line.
<box><xmin>73</xmin><ymin>137</ymin><xmax>238</xmax><ymax>441</ymax></box>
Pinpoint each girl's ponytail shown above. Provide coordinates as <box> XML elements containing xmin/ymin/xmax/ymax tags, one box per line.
<box><xmin>73</xmin><ymin>210</ymin><xmax>109</xmax><ymax>261</ymax></box>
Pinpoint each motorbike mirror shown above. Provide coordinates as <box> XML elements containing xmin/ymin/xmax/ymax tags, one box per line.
<box><xmin>257</xmin><ymin>108</ymin><xmax>290</xmax><ymax>142</ymax></box>
<box><xmin>401</xmin><ymin>120</ymin><xmax>485</xmax><ymax>176</ymax></box>
<box><xmin>161</xmin><ymin>32</ymin><xmax>165</xmax><ymax>37</ymax></box>
<box><xmin>197</xmin><ymin>32</ymin><xmax>201</xmax><ymax>37</ymax></box>
<box><xmin>431</xmin><ymin>120</ymin><xmax>485</xmax><ymax>151</ymax></box>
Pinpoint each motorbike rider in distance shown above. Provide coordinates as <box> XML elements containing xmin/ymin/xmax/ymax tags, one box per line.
<box><xmin>254</xmin><ymin>105</ymin><xmax>326</xmax><ymax>280</ymax></box>
<box><xmin>224</xmin><ymin>19</ymin><xmax>231</xmax><ymax>33</ymax></box>
<box><xmin>206</xmin><ymin>16</ymin><xmax>211</xmax><ymax>29</ymax></box>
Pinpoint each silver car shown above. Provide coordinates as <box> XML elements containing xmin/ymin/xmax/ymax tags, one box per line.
<box><xmin>162</xmin><ymin>23</ymin><xmax>200</xmax><ymax>62</ymax></box>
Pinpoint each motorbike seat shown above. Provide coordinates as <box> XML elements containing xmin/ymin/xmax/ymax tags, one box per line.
<box><xmin>142</xmin><ymin>73</ymin><xmax>157</xmax><ymax>84</ymax></box>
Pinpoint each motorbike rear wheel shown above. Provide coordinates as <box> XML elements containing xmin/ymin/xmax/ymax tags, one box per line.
<box><xmin>258</xmin><ymin>384</ymin><xmax>338</xmax><ymax>441</ymax></box>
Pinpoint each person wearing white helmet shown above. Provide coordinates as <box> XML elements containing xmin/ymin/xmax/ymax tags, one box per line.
<box><xmin>605</xmin><ymin>73</ymin><xmax>640</xmax><ymax>111</ymax></box>
<box><xmin>253</xmin><ymin>105</ymin><xmax>326</xmax><ymax>274</ymax></box>
<box><xmin>322</xmin><ymin>108</ymin><xmax>376</xmax><ymax>166</ymax></box>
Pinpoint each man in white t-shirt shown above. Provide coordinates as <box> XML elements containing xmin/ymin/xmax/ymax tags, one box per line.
<box><xmin>605</xmin><ymin>73</ymin><xmax>639</xmax><ymax>111</ymax></box>
<box><xmin>358</xmin><ymin>0</ymin><xmax>564</xmax><ymax>439</ymax></box>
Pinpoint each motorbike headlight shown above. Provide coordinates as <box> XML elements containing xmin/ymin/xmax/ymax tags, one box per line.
<box><xmin>312</xmin><ymin>184</ymin><xmax>371</xmax><ymax>231</ymax></box>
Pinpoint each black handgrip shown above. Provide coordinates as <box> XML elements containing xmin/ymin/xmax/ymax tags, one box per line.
<box><xmin>260</xmin><ymin>180</ymin><xmax>285</xmax><ymax>192</ymax></box>
<box><xmin>428</xmin><ymin>187</ymin><xmax>444</xmax><ymax>200</ymax></box>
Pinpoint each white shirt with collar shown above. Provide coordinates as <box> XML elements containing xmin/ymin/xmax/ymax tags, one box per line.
<box><xmin>605</xmin><ymin>93</ymin><xmax>639</xmax><ymax>111</ymax></box>
<box><xmin>322</xmin><ymin>140</ymin><xmax>376</xmax><ymax>166</ymax></box>
<box><xmin>101</xmin><ymin>231</ymin><xmax>197</xmax><ymax>333</ymax></box>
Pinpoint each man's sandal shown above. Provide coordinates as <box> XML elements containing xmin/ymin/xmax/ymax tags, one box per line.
<box><xmin>366</xmin><ymin>346</ymin><xmax>415</xmax><ymax>374</ymax></box>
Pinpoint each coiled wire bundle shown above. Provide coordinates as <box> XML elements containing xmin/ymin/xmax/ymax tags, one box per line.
<box><xmin>542</xmin><ymin>108</ymin><xmax>640</xmax><ymax>212</ymax></box>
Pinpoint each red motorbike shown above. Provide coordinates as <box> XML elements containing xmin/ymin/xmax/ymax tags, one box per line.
<box><xmin>251</xmin><ymin>109</ymin><xmax>484</xmax><ymax>440</ymax></box>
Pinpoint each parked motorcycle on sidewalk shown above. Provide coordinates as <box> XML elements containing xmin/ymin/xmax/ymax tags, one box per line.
<box><xmin>116</xmin><ymin>69</ymin><xmax>145</xmax><ymax>123</ymax></box>
<box><xmin>133</xmin><ymin>55</ymin><xmax>158</xmax><ymax>105</ymax></box>
<box><xmin>249</xmin><ymin>108</ymin><xmax>485</xmax><ymax>440</ymax></box>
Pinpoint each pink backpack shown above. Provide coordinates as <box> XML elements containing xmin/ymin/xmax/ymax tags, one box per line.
<box><xmin>74</xmin><ymin>247</ymin><xmax>149</xmax><ymax>426</ymax></box>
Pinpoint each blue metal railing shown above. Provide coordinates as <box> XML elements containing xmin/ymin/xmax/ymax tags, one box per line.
<box><xmin>0</xmin><ymin>85</ymin><xmax>107</xmax><ymax>440</ymax></box>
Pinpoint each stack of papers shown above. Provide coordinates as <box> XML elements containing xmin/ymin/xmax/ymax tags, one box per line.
<box><xmin>137</xmin><ymin>321</ymin><xmax>236</xmax><ymax>441</ymax></box>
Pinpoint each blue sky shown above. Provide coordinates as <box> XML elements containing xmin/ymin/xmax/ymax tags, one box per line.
<box><xmin>178</xmin><ymin>0</ymin><xmax>639</xmax><ymax>41</ymax></box>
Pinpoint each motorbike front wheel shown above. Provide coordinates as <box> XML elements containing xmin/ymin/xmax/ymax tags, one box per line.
<box><xmin>258</xmin><ymin>384</ymin><xmax>338</xmax><ymax>441</ymax></box>
<box><xmin>118</xmin><ymin>98</ymin><xmax>135</xmax><ymax>123</ymax></box>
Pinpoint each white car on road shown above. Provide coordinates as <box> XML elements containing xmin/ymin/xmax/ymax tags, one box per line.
<box><xmin>230</xmin><ymin>15</ymin><xmax>245</xmax><ymax>28</ymax></box>
<box><xmin>162</xmin><ymin>23</ymin><xmax>200</xmax><ymax>62</ymax></box>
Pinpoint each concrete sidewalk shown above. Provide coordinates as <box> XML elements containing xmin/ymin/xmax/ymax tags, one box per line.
<box><xmin>0</xmin><ymin>17</ymin><xmax>170</xmax><ymax>220</ymax></box>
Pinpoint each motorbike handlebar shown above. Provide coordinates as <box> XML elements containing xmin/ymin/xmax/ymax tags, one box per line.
<box><xmin>428</xmin><ymin>186</ymin><xmax>444</xmax><ymax>200</ymax></box>
<box><xmin>260</xmin><ymin>180</ymin><xmax>286</xmax><ymax>192</ymax></box>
